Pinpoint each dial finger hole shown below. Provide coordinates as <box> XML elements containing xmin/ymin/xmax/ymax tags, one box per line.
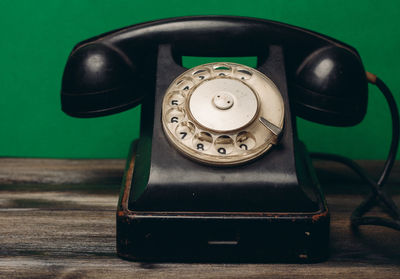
<box><xmin>175</xmin><ymin>121</ymin><xmax>195</xmax><ymax>141</ymax></box>
<box><xmin>166</xmin><ymin>108</ymin><xmax>185</xmax><ymax>124</ymax></box>
<box><xmin>236</xmin><ymin>68</ymin><xmax>253</xmax><ymax>80</ymax></box>
<box><xmin>192</xmin><ymin>68</ymin><xmax>211</xmax><ymax>81</ymax></box>
<box><xmin>236</xmin><ymin>131</ymin><xmax>256</xmax><ymax>151</ymax></box>
<box><xmin>214</xmin><ymin>135</ymin><xmax>234</xmax><ymax>155</ymax></box>
<box><xmin>175</xmin><ymin>78</ymin><xmax>194</xmax><ymax>92</ymax></box>
<box><xmin>168</xmin><ymin>91</ymin><xmax>185</xmax><ymax>107</ymax></box>
<box><xmin>192</xmin><ymin>132</ymin><xmax>213</xmax><ymax>152</ymax></box>
<box><xmin>213</xmin><ymin>64</ymin><xmax>232</xmax><ymax>76</ymax></box>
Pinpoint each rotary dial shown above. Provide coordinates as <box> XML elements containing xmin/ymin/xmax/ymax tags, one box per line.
<box><xmin>161</xmin><ymin>62</ymin><xmax>285</xmax><ymax>166</ymax></box>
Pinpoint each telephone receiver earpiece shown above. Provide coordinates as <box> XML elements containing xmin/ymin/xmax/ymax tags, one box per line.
<box><xmin>61</xmin><ymin>16</ymin><xmax>368</xmax><ymax>126</ymax></box>
<box><xmin>293</xmin><ymin>45</ymin><xmax>368</xmax><ymax>126</ymax></box>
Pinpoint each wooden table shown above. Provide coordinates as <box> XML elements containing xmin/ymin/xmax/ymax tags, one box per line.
<box><xmin>0</xmin><ymin>158</ymin><xmax>399</xmax><ymax>278</ymax></box>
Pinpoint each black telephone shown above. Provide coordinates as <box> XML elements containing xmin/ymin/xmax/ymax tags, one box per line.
<box><xmin>60</xmin><ymin>16</ymin><xmax>398</xmax><ymax>262</ymax></box>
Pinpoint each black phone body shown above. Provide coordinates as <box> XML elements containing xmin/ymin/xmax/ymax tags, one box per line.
<box><xmin>117</xmin><ymin>44</ymin><xmax>329</xmax><ymax>262</ymax></box>
<box><xmin>61</xmin><ymin>16</ymin><xmax>370</xmax><ymax>262</ymax></box>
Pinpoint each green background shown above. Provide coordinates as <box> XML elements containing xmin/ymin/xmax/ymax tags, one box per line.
<box><xmin>0</xmin><ymin>0</ymin><xmax>399</xmax><ymax>159</ymax></box>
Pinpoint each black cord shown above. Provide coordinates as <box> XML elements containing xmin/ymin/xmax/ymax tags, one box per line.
<box><xmin>310</xmin><ymin>76</ymin><xmax>400</xmax><ymax>231</ymax></box>
<box><xmin>375</xmin><ymin>77</ymin><xmax>400</xmax><ymax>187</ymax></box>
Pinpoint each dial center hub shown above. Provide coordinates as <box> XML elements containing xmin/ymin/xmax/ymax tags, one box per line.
<box><xmin>213</xmin><ymin>91</ymin><xmax>234</xmax><ymax>110</ymax></box>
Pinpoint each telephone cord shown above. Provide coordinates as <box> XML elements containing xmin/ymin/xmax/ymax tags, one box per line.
<box><xmin>310</xmin><ymin>74</ymin><xmax>400</xmax><ymax>231</ymax></box>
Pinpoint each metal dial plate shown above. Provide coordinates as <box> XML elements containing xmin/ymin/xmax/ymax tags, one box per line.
<box><xmin>161</xmin><ymin>62</ymin><xmax>285</xmax><ymax>166</ymax></box>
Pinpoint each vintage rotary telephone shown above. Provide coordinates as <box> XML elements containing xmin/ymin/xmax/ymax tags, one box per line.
<box><xmin>61</xmin><ymin>16</ymin><xmax>399</xmax><ymax>262</ymax></box>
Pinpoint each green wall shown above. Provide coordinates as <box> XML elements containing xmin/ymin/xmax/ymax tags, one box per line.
<box><xmin>0</xmin><ymin>0</ymin><xmax>399</xmax><ymax>159</ymax></box>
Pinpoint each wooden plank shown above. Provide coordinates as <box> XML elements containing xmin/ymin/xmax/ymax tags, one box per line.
<box><xmin>0</xmin><ymin>158</ymin><xmax>125</xmax><ymax>185</ymax></box>
<box><xmin>0</xmin><ymin>159</ymin><xmax>399</xmax><ymax>278</ymax></box>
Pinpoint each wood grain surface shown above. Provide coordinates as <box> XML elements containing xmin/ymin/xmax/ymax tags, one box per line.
<box><xmin>0</xmin><ymin>158</ymin><xmax>399</xmax><ymax>278</ymax></box>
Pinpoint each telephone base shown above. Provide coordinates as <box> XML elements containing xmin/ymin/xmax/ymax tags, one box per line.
<box><xmin>116</xmin><ymin>143</ymin><xmax>330</xmax><ymax>263</ymax></box>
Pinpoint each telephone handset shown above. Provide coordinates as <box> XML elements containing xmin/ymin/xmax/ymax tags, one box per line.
<box><xmin>62</xmin><ymin>16</ymin><xmax>367</xmax><ymax>125</ymax></box>
<box><xmin>61</xmin><ymin>16</ymin><xmax>371</xmax><ymax>262</ymax></box>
